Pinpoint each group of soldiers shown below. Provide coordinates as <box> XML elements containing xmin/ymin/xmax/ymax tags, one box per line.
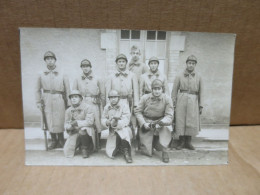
<box><xmin>36</xmin><ymin>45</ymin><xmax>203</xmax><ymax>164</ymax></box>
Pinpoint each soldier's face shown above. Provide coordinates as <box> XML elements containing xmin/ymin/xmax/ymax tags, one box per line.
<box><xmin>109</xmin><ymin>97</ymin><xmax>119</xmax><ymax>106</ymax></box>
<box><xmin>131</xmin><ymin>50</ymin><xmax>140</xmax><ymax>61</ymax></box>
<box><xmin>152</xmin><ymin>87</ymin><xmax>163</xmax><ymax>97</ymax></box>
<box><xmin>45</xmin><ymin>57</ymin><xmax>56</xmax><ymax>66</ymax></box>
<box><xmin>70</xmin><ymin>95</ymin><xmax>82</xmax><ymax>105</ymax></box>
<box><xmin>186</xmin><ymin>61</ymin><xmax>196</xmax><ymax>72</ymax></box>
<box><xmin>149</xmin><ymin>61</ymin><xmax>159</xmax><ymax>72</ymax></box>
<box><xmin>81</xmin><ymin>65</ymin><xmax>91</xmax><ymax>74</ymax></box>
<box><xmin>117</xmin><ymin>59</ymin><xmax>127</xmax><ymax>70</ymax></box>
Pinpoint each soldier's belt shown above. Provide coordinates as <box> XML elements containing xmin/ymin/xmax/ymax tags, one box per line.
<box><xmin>144</xmin><ymin>116</ymin><xmax>163</xmax><ymax>121</ymax></box>
<box><xmin>43</xmin><ymin>90</ymin><xmax>64</xmax><ymax>95</ymax></box>
<box><xmin>180</xmin><ymin>90</ymin><xmax>198</xmax><ymax>95</ymax></box>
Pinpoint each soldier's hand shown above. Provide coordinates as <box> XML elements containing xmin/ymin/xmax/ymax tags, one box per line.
<box><xmin>66</xmin><ymin>124</ymin><xmax>73</xmax><ymax>131</ymax></box>
<box><xmin>111</xmin><ymin>118</ymin><xmax>118</xmax><ymax>127</ymax></box>
<box><xmin>106</xmin><ymin>120</ymin><xmax>111</xmax><ymax>127</ymax></box>
<box><xmin>71</xmin><ymin>120</ymin><xmax>78</xmax><ymax>127</ymax></box>
<box><xmin>37</xmin><ymin>103</ymin><xmax>43</xmax><ymax>111</ymax></box>
<box><xmin>199</xmin><ymin>106</ymin><xmax>203</xmax><ymax>115</ymax></box>
<box><xmin>155</xmin><ymin>124</ymin><xmax>161</xmax><ymax>129</ymax></box>
<box><xmin>158</xmin><ymin>120</ymin><xmax>164</xmax><ymax>126</ymax></box>
<box><xmin>143</xmin><ymin>123</ymin><xmax>150</xmax><ymax>130</ymax></box>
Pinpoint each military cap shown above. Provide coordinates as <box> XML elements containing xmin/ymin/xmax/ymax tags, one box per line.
<box><xmin>44</xmin><ymin>51</ymin><xmax>56</xmax><ymax>61</ymax></box>
<box><xmin>69</xmin><ymin>90</ymin><xmax>83</xmax><ymax>99</ymax></box>
<box><xmin>115</xmin><ymin>54</ymin><xmax>128</xmax><ymax>63</ymax></box>
<box><xmin>186</xmin><ymin>55</ymin><xmax>197</xmax><ymax>63</ymax></box>
<box><xmin>80</xmin><ymin>59</ymin><xmax>92</xmax><ymax>67</ymax></box>
<box><xmin>151</xmin><ymin>79</ymin><xmax>163</xmax><ymax>89</ymax></box>
<box><xmin>148</xmin><ymin>56</ymin><xmax>159</xmax><ymax>65</ymax></box>
<box><xmin>108</xmin><ymin>90</ymin><xmax>120</xmax><ymax>98</ymax></box>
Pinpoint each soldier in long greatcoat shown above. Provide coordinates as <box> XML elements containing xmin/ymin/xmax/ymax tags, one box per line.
<box><xmin>64</xmin><ymin>90</ymin><xmax>95</xmax><ymax>158</ymax></box>
<box><xmin>106</xmin><ymin>54</ymin><xmax>139</xmax><ymax>108</ymax></box>
<box><xmin>139</xmin><ymin>56</ymin><xmax>169</xmax><ymax>98</ymax></box>
<box><xmin>171</xmin><ymin>55</ymin><xmax>204</xmax><ymax>150</ymax></box>
<box><xmin>135</xmin><ymin>79</ymin><xmax>173</xmax><ymax>163</ymax></box>
<box><xmin>35</xmin><ymin>51</ymin><xmax>70</xmax><ymax>150</ymax></box>
<box><xmin>73</xmin><ymin>59</ymin><xmax>105</xmax><ymax>149</ymax></box>
<box><xmin>101</xmin><ymin>90</ymin><xmax>133</xmax><ymax>163</ymax></box>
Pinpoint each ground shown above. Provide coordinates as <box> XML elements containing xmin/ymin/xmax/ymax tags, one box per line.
<box><xmin>24</xmin><ymin>126</ymin><xmax>229</xmax><ymax>166</ymax></box>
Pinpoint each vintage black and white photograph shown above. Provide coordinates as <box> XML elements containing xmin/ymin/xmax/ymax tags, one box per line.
<box><xmin>20</xmin><ymin>28</ymin><xmax>235</xmax><ymax>166</ymax></box>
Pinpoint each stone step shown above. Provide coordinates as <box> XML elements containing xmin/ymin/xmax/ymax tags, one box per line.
<box><xmin>24</xmin><ymin>127</ymin><xmax>229</xmax><ymax>141</ymax></box>
<box><xmin>25</xmin><ymin>138</ymin><xmax>228</xmax><ymax>151</ymax></box>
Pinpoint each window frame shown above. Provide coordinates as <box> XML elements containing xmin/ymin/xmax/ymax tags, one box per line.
<box><xmin>120</xmin><ymin>30</ymin><xmax>141</xmax><ymax>40</ymax></box>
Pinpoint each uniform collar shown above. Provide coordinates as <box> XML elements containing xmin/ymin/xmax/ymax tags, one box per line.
<box><xmin>71</xmin><ymin>103</ymin><xmax>84</xmax><ymax>112</ymax></box>
<box><xmin>148</xmin><ymin>70</ymin><xmax>160</xmax><ymax>76</ymax></box>
<box><xmin>44</xmin><ymin>65</ymin><xmax>59</xmax><ymax>75</ymax></box>
<box><xmin>115</xmin><ymin>69</ymin><xmax>129</xmax><ymax>77</ymax></box>
<box><xmin>128</xmin><ymin>59</ymin><xmax>141</xmax><ymax>69</ymax></box>
<box><xmin>184</xmin><ymin>70</ymin><xmax>196</xmax><ymax>77</ymax></box>
<box><xmin>82</xmin><ymin>70</ymin><xmax>93</xmax><ymax>80</ymax></box>
<box><xmin>151</xmin><ymin>94</ymin><xmax>162</xmax><ymax>101</ymax></box>
<box><xmin>108</xmin><ymin>103</ymin><xmax>120</xmax><ymax>110</ymax></box>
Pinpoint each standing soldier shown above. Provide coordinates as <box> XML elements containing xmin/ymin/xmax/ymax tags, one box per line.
<box><xmin>35</xmin><ymin>51</ymin><xmax>70</xmax><ymax>150</ymax></box>
<box><xmin>106</xmin><ymin>54</ymin><xmax>139</xmax><ymax>108</ymax></box>
<box><xmin>139</xmin><ymin>56</ymin><xmax>169</xmax><ymax>98</ymax></box>
<box><xmin>64</xmin><ymin>90</ymin><xmax>95</xmax><ymax>158</ymax></box>
<box><xmin>171</xmin><ymin>55</ymin><xmax>204</xmax><ymax>150</ymax></box>
<box><xmin>135</xmin><ymin>79</ymin><xmax>173</xmax><ymax>163</ymax></box>
<box><xmin>73</xmin><ymin>59</ymin><xmax>105</xmax><ymax>149</ymax></box>
<box><xmin>128</xmin><ymin>45</ymin><xmax>149</xmax><ymax>80</ymax></box>
<box><xmin>101</xmin><ymin>90</ymin><xmax>133</xmax><ymax>163</ymax></box>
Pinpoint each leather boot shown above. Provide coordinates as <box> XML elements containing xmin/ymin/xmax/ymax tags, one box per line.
<box><xmin>48</xmin><ymin>133</ymin><xmax>57</xmax><ymax>150</ymax></box>
<box><xmin>185</xmin><ymin>136</ymin><xmax>195</xmax><ymax>150</ymax></box>
<box><xmin>162</xmin><ymin>150</ymin><xmax>169</xmax><ymax>163</ymax></box>
<box><xmin>56</xmin><ymin>133</ymin><xmax>65</xmax><ymax>148</ymax></box>
<box><xmin>176</xmin><ymin>136</ymin><xmax>185</xmax><ymax>150</ymax></box>
<box><xmin>170</xmin><ymin>138</ymin><xmax>179</xmax><ymax>149</ymax></box>
<box><xmin>112</xmin><ymin>133</ymin><xmax>121</xmax><ymax>157</ymax></box>
<box><xmin>97</xmin><ymin>132</ymin><xmax>101</xmax><ymax>149</ymax></box>
<box><xmin>80</xmin><ymin>134</ymin><xmax>90</xmax><ymax>158</ymax></box>
<box><xmin>121</xmin><ymin>140</ymin><xmax>133</xmax><ymax>163</ymax></box>
<box><xmin>153</xmin><ymin>136</ymin><xmax>164</xmax><ymax>152</ymax></box>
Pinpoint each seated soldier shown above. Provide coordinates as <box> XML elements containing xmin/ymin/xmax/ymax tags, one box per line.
<box><xmin>64</xmin><ymin>90</ymin><xmax>95</xmax><ymax>158</ymax></box>
<box><xmin>135</xmin><ymin>79</ymin><xmax>173</xmax><ymax>163</ymax></box>
<box><xmin>101</xmin><ymin>90</ymin><xmax>133</xmax><ymax>163</ymax></box>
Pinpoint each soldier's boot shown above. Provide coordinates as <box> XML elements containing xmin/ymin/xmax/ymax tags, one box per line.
<box><xmin>56</xmin><ymin>133</ymin><xmax>65</xmax><ymax>148</ymax></box>
<box><xmin>48</xmin><ymin>133</ymin><xmax>57</xmax><ymax>150</ymax></box>
<box><xmin>185</xmin><ymin>136</ymin><xmax>195</xmax><ymax>150</ymax></box>
<box><xmin>162</xmin><ymin>150</ymin><xmax>169</xmax><ymax>163</ymax></box>
<box><xmin>79</xmin><ymin>134</ymin><xmax>90</xmax><ymax>158</ymax></box>
<box><xmin>121</xmin><ymin>140</ymin><xmax>133</xmax><ymax>163</ymax></box>
<box><xmin>112</xmin><ymin>133</ymin><xmax>121</xmax><ymax>157</ymax></box>
<box><xmin>170</xmin><ymin>138</ymin><xmax>179</xmax><ymax>149</ymax></box>
<box><xmin>97</xmin><ymin>132</ymin><xmax>101</xmax><ymax>149</ymax></box>
<box><xmin>153</xmin><ymin>136</ymin><xmax>169</xmax><ymax>163</ymax></box>
<box><xmin>153</xmin><ymin>136</ymin><xmax>164</xmax><ymax>151</ymax></box>
<box><xmin>176</xmin><ymin>136</ymin><xmax>185</xmax><ymax>150</ymax></box>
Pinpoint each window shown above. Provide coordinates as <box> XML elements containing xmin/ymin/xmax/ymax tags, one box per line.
<box><xmin>157</xmin><ymin>31</ymin><xmax>166</xmax><ymax>40</ymax></box>
<box><xmin>121</xmin><ymin>30</ymin><xmax>130</xmax><ymax>39</ymax></box>
<box><xmin>121</xmin><ymin>30</ymin><xmax>140</xmax><ymax>40</ymax></box>
<box><xmin>147</xmin><ymin>31</ymin><xmax>166</xmax><ymax>40</ymax></box>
